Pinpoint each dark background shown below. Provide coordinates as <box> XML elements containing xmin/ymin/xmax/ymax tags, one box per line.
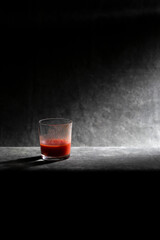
<box><xmin>1</xmin><ymin>0</ymin><xmax>160</xmax><ymax>147</ymax></box>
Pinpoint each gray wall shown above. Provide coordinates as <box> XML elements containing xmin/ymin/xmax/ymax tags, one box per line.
<box><xmin>1</xmin><ymin>1</ymin><xmax>160</xmax><ymax>147</ymax></box>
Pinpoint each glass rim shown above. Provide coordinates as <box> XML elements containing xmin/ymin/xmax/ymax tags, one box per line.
<box><xmin>39</xmin><ymin>118</ymin><xmax>73</xmax><ymax>126</ymax></box>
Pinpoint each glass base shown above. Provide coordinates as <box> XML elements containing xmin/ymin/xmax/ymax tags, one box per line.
<box><xmin>41</xmin><ymin>154</ymin><xmax>70</xmax><ymax>161</ymax></box>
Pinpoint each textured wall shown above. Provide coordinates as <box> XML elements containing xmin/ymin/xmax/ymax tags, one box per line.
<box><xmin>1</xmin><ymin>2</ymin><xmax>160</xmax><ymax>147</ymax></box>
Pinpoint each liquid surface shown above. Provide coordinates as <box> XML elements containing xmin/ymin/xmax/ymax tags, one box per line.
<box><xmin>40</xmin><ymin>139</ymin><xmax>71</xmax><ymax>157</ymax></box>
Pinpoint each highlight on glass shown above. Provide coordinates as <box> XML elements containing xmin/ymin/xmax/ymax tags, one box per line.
<box><xmin>38</xmin><ymin>118</ymin><xmax>73</xmax><ymax>160</ymax></box>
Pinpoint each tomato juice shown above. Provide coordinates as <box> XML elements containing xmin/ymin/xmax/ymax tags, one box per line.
<box><xmin>40</xmin><ymin>138</ymin><xmax>71</xmax><ymax>158</ymax></box>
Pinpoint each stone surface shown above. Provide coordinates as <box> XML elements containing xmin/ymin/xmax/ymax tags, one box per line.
<box><xmin>1</xmin><ymin>6</ymin><xmax>160</xmax><ymax>148</ymax></box>
<box><xmin>1</xmin><ymin>147</ymin><xmax>160</xmax><ymax>171</ymax></box>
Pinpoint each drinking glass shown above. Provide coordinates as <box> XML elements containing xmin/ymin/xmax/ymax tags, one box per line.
<box><xmin>39</xmin><ymin>118</ymin><xmax>72</xmax><ymax>160</ymax></box>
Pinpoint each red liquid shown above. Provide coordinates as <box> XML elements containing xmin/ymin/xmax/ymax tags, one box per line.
<box><xmin>40</xmin><ymin>139</ymin><xmax>71</xmax><ymax>158</ymax></box>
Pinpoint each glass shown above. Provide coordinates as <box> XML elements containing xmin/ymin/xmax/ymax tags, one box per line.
<box><xmin>39</xmin><ymin>118</ymin><xmax>73</xmax><ymax>160</ymax></box>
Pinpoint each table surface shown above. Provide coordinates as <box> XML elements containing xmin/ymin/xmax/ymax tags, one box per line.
<box><xmin>1</xmin><ymin>147</ymin><xmax>160</xmax><ymax>171</ymax></box>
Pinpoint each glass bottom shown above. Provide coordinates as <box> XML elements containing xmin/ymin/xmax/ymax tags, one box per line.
<box><xmin>41</xmin><ymin>154</ymin><xmax>70</xmax><ymax>161</ymax></box>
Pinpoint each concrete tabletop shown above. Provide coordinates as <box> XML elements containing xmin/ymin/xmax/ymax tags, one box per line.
<box><xmin>1</xmin><ymin>147</ymin><xmax>160</xmax><ymax>171</ymax></box>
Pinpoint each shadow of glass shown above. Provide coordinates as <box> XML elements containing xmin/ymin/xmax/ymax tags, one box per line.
<box><xmin>0</xmin><ymin>155</ymin><xmax>66</xmax><ymax>170</ymax></box>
